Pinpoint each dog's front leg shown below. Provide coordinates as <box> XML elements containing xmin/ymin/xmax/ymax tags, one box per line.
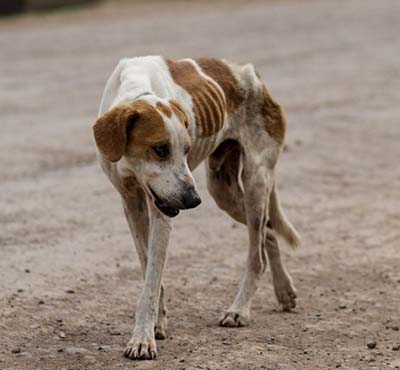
<box><xmin>124</xmin><ymin>207</ymin><xmax>171</xmax><ymax>360</ymax></box>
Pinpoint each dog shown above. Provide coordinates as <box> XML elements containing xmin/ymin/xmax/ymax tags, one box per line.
<box><xmin>92</xmin><ymin>56</ymin><xmax>301</xmax><ymax>360</ymax></box>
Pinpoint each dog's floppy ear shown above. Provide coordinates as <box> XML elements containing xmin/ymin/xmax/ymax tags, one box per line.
<box><xmin>170</xmin><ymin>100</ymin><xmax>189</xmax><ymax>129</ymax></box>
<box><xmin>93</xmin><ymin>104</ymin><xmax>139</xmax><ymax>162</ymax></box>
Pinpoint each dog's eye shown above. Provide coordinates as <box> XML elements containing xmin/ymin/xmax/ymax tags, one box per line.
<box><xmin>152</xmin><ymin>144</ymin><xmax>169</xmax><ymax>159</ymax></box>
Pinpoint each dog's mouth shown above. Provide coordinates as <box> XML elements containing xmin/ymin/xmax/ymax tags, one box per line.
<box><xmin>149</xmin><ymin>187</ymin><xmax>180</xmax><ymax>218</ymax></box>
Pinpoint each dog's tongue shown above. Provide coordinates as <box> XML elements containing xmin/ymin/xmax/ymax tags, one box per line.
<box><xmin>154</xmin><ymin>199</ymin><xmax>180</xmax><ymax>218</ymax></box>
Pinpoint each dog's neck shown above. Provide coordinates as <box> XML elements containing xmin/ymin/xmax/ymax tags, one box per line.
<box><xmin>132</xmin><ymin>91</ymin><xmax>153</xmax><ymax>101</ymax></box>
<box><xmin>115</xmin><ymin>71</ymin><xmax>154</xmax><ymax>105</ymax></box>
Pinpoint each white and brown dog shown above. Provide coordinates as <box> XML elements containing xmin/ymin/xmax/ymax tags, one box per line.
<box><xmin>93</xmin><ymin>56</ymin><xmax>300</xmax><ymax>360</ymax></box>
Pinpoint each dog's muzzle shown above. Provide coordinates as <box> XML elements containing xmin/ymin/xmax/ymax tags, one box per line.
<box><xmin>180</xmin><ymin>187</ymin><xmax>202</xmax><ymax>209</ymax></box>
<box><xmin>149</xmin><ymin>186</ymin><xmax>201</xmax><ymax>218</ymax></box>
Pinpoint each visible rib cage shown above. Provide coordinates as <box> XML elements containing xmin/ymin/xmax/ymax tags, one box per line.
<box><xmin>166</xmin><ymin>58</ymin><xmax>226</xmax><ymax>137</ymax></box>
<box><xmin>195</xmin><ymin>57</ymin><xmax>243</xmax><ymax>114</ymax></box>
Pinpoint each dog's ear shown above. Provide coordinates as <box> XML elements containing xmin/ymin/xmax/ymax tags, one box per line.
<box><xmin>92</xmin><ymin>104</ymin><xmax>139</xmax><ymax>162</ymax></box>
<box><xmin>170</xmin><ymin>100</ymin><xmax>190</xmax><ymax>129</ymax></box>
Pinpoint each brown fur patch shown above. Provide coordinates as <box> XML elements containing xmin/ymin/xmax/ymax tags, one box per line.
<box><xmin>169</xmin><ymin>99</ymin><xmax>189</xmax><ymax>129</ymax></box>
<box><xmin>122</xmin><ymin>176</ymin><xmax>137</xmax><ymax>190</ymax></box>
<box><xmin>195</xmin><ymin>57</ymin><xmax>243</xmax><ymax>113</ymax></box>
<box><xmin>93</xmin><ymin>103</ymin><xmax>139</xmax><ymax>162</ymax></box>
<box><xmin>261</xmin><ymin>85</ymin><xmax>286</xmax><ymax>145</ymax></box>
<box><xmin>121</xmin><ymin>175</ymin><xmax>140</xmax><ymax>197</ymax></box>
<box><xmin>156</xmin><ymin>101</ymin><xmax>172</xmax><ymax>118</ymax></box>
<box><xmin>126</xmin><ymin>100</ymin><xmax>170</xmax><ymax>161</ymax></box>
<box><xmin>166</xmin><ymin>58</ymin><xmax>226</xmax><ymax>137</ymax></box>
<box><xmin>93</xmin><ymin>100</ymin><xmax>169</xmax><ymax>162</ymax></box>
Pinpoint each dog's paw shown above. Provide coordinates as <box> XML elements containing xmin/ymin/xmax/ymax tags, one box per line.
<box><xmin>154</xmin><ymin>317</ymin><xmax>167</xmax><ymax>340</ymax></box>
<box><xmin>274</xmin><ymin>278</ymin><xmax>297</xmax><ymax>312</ymax></box>
<box><xmin>123</xmin><ymin>335</ymin><xmax>157</xmax><ymax>360</ymax></box>
<box><xmin>219</xmin><ymin>311</ymin><xmax>249</xmax><ymax>327</ymax></box>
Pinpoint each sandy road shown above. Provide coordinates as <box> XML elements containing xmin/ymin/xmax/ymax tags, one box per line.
<box><xmin>1</xmin><ymin>1</ymin><xmax>399</xmax><ymax>369</ymax></box>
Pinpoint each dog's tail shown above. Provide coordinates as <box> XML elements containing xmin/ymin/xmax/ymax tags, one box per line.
<box><xmin>269</xmin><ymin>183</ymin><xmax>301</xmax><ymax>249</ymax></box>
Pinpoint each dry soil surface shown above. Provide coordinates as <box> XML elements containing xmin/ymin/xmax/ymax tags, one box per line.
<box><xmin>1</xmin><ymin>1</ymin><xmax>399</xmax><ymax>369</ymax></box>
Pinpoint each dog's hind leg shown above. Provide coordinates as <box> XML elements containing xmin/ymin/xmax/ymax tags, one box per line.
<box><xmin>207</xmin><ymin>138</ymin><xmax>297</xmax><ymax>326</ymax></box>
<box><xmin>207</xmin><ymin>139</ymin><xmax>270</xmax><ymax>326</ymax></box>
<box><xmin>220</xmin><ymin>149</ymin><xmax>272</xmax><ymax>326</ymax></box>
<box><xmin>264</xmin><ymin>228</ymin><xmax>297</xmax><ymax>312</ymax></box>
<box><xmin>122</xmin><ymin>186</ymin><xmax>168</xmax><ymax>340</ymax></box>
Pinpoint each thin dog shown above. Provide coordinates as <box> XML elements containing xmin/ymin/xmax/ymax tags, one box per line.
<box><xmin>93</xmin><ymin>56</ymin><xmax>301</xmax><ymax>360</ymax></box>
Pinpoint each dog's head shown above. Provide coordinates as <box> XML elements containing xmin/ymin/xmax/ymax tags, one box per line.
<box><xmin>93</xmin><ymin>98</ymin><xmax>201</xmax><ymax>217</ymax></box>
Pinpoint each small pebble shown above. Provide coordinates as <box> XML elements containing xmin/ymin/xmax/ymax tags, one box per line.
<box><xmin>393</xmin><ymin>345</ymin><xmax>400</xmax><ymax>351</ymax></box>
<box><xmin>367</xmin><ymin>341</ymin><xmax>377</xmax><ymax>349</ymax></box>
<box><xmin>65</xmin><ymin>289</ymin><xmax>75</xmax><ymax>294</ymax></box>
<box><xmin>11</xmin><ymin>348</ymin><xmax>21</xmax><ymax>354</ymax></box>
<box><xmin>38</xmin><ymin>300</ymin><xmax>45</xmax><ymax>305</ymax></box>
<box><xmin>59</xmin><ymin>331</ymin><xmax>66</xmax><ymax>338</ymax></box>
<box><xmin>24</xmin><ymin>269</ymin><xmax>30</xmax><ymax>273</ymax></box>
<box><xmin>339</xmin><ymin>304</ymin><xmax>347</xmax><ymax>309</ymax></box>
<box><xmin>108</xmin><ymin>329</ymin><xmax>121</xmax><ymax>336</ymax></box>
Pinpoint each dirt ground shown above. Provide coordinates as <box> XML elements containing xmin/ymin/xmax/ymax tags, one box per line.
<box><xmin>1</xmin><ymin>0</ymin><xmax>399</xmax><ymax>369</ymax></box>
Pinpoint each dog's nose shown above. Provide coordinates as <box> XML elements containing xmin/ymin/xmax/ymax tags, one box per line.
<box><xmin>181</xmin><ymin>188</ymin><xmax>201</xmax><ymax>209</ymax></box>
